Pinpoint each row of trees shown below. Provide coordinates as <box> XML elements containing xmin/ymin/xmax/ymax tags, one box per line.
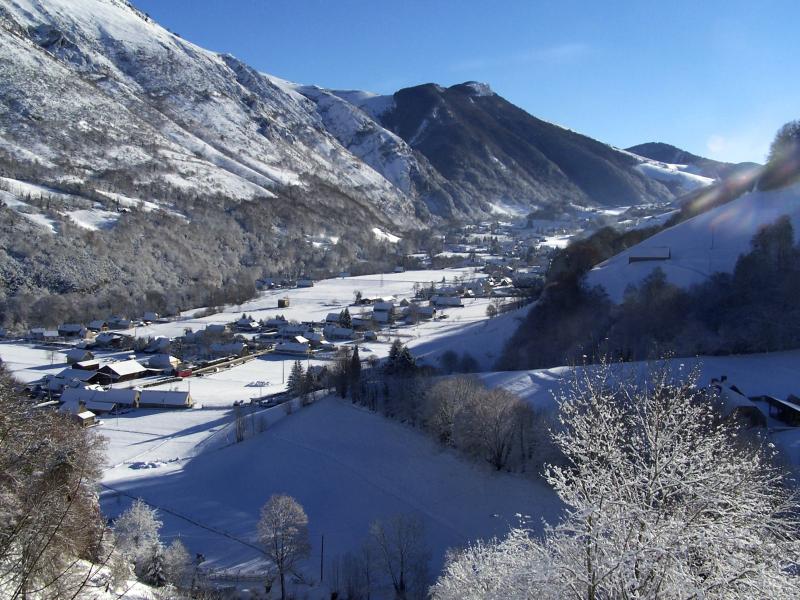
<box><xmin>432</xmin><ymin>361</ymin><xmax>800</xmax><ymax>598</ymax></box>
<box><xmin>329</xmin><ymin>340</ymin><xmax>555</xmax><ymax>474</ymax></box>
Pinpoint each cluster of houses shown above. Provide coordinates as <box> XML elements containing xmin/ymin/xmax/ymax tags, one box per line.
<box><xmin>30</xmin><ymin>347</ymin><xmax>192</xmax><ymax>426</ymax></box>
<box><xmin>60</xmin><ymin>387</ymin><xmax>193</xmax><ymax>426</ymax></box>
<box><xmin>255</xmin><ymin>276</ymin><xmax>316</xmax><ymax>291</ymax></box>
<box><xmin>26</xmin><ymin>313</ymin><xmax>167</xmax><ymax>345</ymax></box>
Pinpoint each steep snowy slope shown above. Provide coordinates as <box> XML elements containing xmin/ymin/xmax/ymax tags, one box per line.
<box><xmin>101</xmin><ymin>397</ymin><xmax>561</xmax><ymax>577</ymax></box>
<box><xmin>585</xmin><ymin>181</ymin><xmax>800</xmax><ymax>301</ymax></box>
<box><xmin>0</xmin><ymin>0</ymin><xmax>416</xmax><ymax>224</ymax></box>
<box><xmin>627</xmin><ymin>142</ymin><xmax>761</xmax><ymax>180</ymax></box>
<box><xmin>297</xmin><ymin>85</ymin><xmax>471</xmax><ymax>217</ymax></box>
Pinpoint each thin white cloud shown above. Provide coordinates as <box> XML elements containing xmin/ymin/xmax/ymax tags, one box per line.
<box><xmin>706</xmin><ymin>128</ymin><xmax>773</xmax><ymax>164</ymax></box>
<box><xmin>450</xmin><ymin>43</ymin><xmax>589</xmax><ymax>73</ymax></box>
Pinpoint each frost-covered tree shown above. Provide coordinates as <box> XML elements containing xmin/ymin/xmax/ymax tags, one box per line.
<box><xmin>432</xmin><ymin>361</ymin><xmax>800</xmax><ymax>599</ymax></box>
<box><xmin>114</xmin><ymin>499</ymin><xmax>162</xmax><ymax>570</ymax></box>
<box><xmin>163</xmin><ymin>538</ymin><xmax>191</xmax><ymax>587</ymax></box>
<box><xmin>143</xmin><ymin>542</ymin><xmax>167</xmax><ymax>587</ymax></box>
<box><xmin>257</xmin><ymin>494</ymin><xmax>311</xmax><ymax>600</ymax></box>
<box><xmin>0</xmin><ymin>365</ymin><xmax>107</xmax><ymax>598</ymax></box>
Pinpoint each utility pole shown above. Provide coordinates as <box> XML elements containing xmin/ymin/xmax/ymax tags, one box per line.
<box><xmin>320</xmin><ymin>534</ymin><xmax>324</xmax><ymax>583</ymax></box>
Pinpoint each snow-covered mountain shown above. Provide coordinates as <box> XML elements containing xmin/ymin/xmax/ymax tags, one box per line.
<box><xmin>585</xmin><ymin>180</ymin><xmax>800</xmax><ymax>301</ymax></box>
<box><xmin>364</xmin><ymin>81</ymin><xmax>679</xmax><ymax>214</ymax></box>
<box><xmin>0</xmin><ymin>0</ymin><xmax>698</xmax><ymax>228</ymax></box>
<box><xmin>0</xmin><ymin>0</ymin><xmax>417</xmax><ymax>228</ymax></box>
<box><xmin>0</xmin><ymin>0</ymin><xmax>721</xmax><ymax>320</ymax></box>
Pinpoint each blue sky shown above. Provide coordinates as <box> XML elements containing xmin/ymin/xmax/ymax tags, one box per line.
<box><xmin>133</xmin><ymin>0</ymin><xmax>799</xmax><ymax>164</ymax></box>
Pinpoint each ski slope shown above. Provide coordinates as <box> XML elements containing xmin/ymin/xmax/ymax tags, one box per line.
<box><xmin>586</xmin><ymin>181</ymin><xmax>800</xmax><ymax>301</ymax></box>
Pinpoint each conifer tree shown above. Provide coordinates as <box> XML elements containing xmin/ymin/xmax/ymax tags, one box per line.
<box><xmin>287</xmin><ymin>360</ymin><xmax>304</xmax><ymax>396</ymax></box>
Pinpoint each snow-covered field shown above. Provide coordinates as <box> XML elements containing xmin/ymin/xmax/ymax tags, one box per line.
<box><xmin>0</xmin><ymin>266</ymin><xmax>548</xmax><ymax>590</ymax></box>
<box><xmin>4</xmin><ymin>265</ymin><xmax>800</xmax><ymax>592</ymax></box>
<box><xmin>101</xmin><ymin>397</ymin><xmax>561</xmax><ymax>579</ymax></box>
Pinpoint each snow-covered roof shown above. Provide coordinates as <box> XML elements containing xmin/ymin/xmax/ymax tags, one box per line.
<box><xmin>61</xmin><ymin>386</ymin><xmax>139</xmax><ymax>407</ymax></box>
<box><xmin>53</xmin><ymin>368</ymin><xmax>98</xmax><ymax>382</ymax></box>
<box><xmin>99</xmin><ymin>359</ymin><xmax>147</xmax><ymax>377</ymax></box>
<box><xmin>66</xmin><ymin>348</ymin><xmax>93</xmax><ymax>360</ymax></box>
<box><xmin>138</xmin><ymin>390</ymin><xmax>192</xmax><ymax>407</ymax></box>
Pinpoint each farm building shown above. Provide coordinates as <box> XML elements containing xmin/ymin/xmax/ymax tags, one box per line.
<box><xmin>61</xmin><ymin>387</ymin><xmax>140</xmax><ymax>414</ymax></box>
<box><xmin>138</xmin><ymin>390</ymin><xmax>193</xmax><ymax>409</ymax></box>
<box><xmin>87</xmin><ymin>320</ymin><xmax>108</xmax><ymax>331</ymax></box>
<box><xmin>45</xmin><ymin>368</ymin><xmax>106</xmax><ymax>391</ymax></box>
<box><xmin>149</xmin><ymin>354</ymin><xmax>180</xmax><ymax>370</ymax></box>
<box><xmin>278</xmin><ymin>297</ymin><xmax>290</xmax><ymax>308</ymax></box>
<box><xmin>761</xmin><ymin>395</ymin><xmax>800</xmax><ymax>426</ymax></box>
<box><xmin>235</xmin><ymin>316</ymin><xmax>259</xmax><ymax>332</ymax></box>
<box><xmin>65</xmin><ymin>348</ymin><xmax>94</xmax><ymax>364</ymax></box>
<box><xmin>94</xmin><ymin>332</ymin><xmax>130</xmax><ymax>348</ymax></box>
<box><xmin>297</xmin><ymin>278</ymin><xmax>315</xmax><ymax>288</ymax></box>
<box><xmin>627</xmin><ymin>246</ymin><xmax>671</xmax><ymax>264</ymax></box>
<box><xmin>209</xmin><ymin>342</ymin><xmax>248</xmax><ymax>357</ymax></box>
<box><xmin>431</xmin><ymin>295</ymin><xmax>463</xmax><ymax>308</ymax></box>
<box><xmin>98</xmin><ymin>359</ymin><xmax>148</xmax><ymax>383</ymax></box>
<box><xmin>205</xmin><ymin>324</ymin><xmax>227</xmax><ymax>335</ymax></box>
<box><xmin>142</xmin><ymin>312</ymin><xmax>160</xmax><ymax>322</ymax></box>
<box><xmin>72</xmin><ymin>411</ymin><xmax>96</xmax><ymax>427</ymax></box>
<box><xmin>279</xmin><ymin>323</ymin><xmax>308</xmax><ymax>337</ymax></box>
<box><xmin>264</xmin><ymin>316</ymin><xmax>288</xmax><ymax>329</ymax></box>
<box><xmin>144</xmin><ymin>337</ymin><xmax>171</xmax><ymax>353</ymax></box>
<box><xmin>73</xmin><ymin>359</ymin><xmax>100</xmax><ymax>370</ymax></box>
<box><xmin>372</xmin><ymin>301</ymin><xmax>395</xmax><ymax>313</ymax></box>
<box><xmin>323</xmin><ymin>325</ymin><xmax>354</xmax><ymax>340</ymax></box>
<box><xmin>108</xmin><ymin>316</ymin><xmax>131</xmax><ymax>329</ymax></box>
<box><xmin>274</xmin><ymin>336</ymin><xmax>311</xmax><ymax>355</ymax></box>
<box><xmin>58</xmin><ymin>323</ymin><xmax>88</xmax><ymax>338</ymax></box>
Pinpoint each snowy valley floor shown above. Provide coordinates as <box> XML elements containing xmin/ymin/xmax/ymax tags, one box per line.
<box><xmin>3</xmin><ymin>267</ymin><xmax>800</xmax><ymax>591</ymax></box>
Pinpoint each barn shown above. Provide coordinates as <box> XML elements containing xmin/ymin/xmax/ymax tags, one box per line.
<box><xmin>138</xmin><ymin>390</ymin><xmax>194</xmax><ymax>409</ymax></box>
<box><xmin>98</xmin><ymin>359</ymin><xmax>148</xmax><ymax>383</ymax></box>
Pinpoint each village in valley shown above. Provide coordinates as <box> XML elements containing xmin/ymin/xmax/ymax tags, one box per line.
<box><xmin>0</xmin><ymin>211</ymin><xmax>583</xmax><ymax>423</ymax></box>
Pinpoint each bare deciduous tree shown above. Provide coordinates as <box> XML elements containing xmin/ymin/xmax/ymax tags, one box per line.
<box><xmin>370</xmin><ymin>514</ymin><xmax>429</xmax><ymax>600</ymax></box>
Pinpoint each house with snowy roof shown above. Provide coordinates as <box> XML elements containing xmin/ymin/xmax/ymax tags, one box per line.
<box><xmin>138</xmin><ymin>389</ymin><xmax>193</xmax><ymax>409</ymax></box>
<box><xmin>98</xmin><ymin>359</ymin><xmax>148</xmax><ymax>383</ymax></box>
<box><xmin>65</xmin><ymin>348</ymin><xmax>94</xmax><ymax>364</ymax></box>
